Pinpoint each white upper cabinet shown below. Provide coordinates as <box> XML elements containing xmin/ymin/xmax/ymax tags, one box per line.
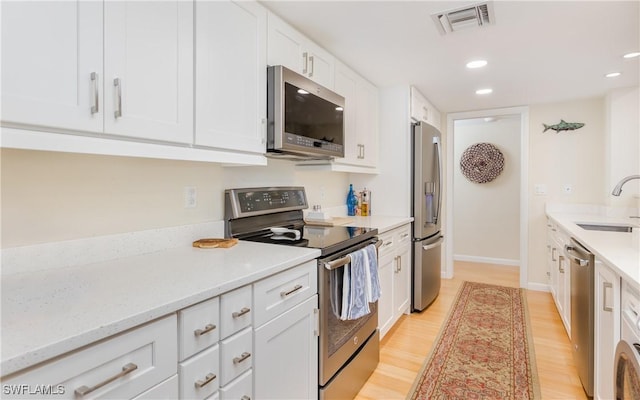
<box><xmin>333</xmin><ymin>61</ymin><xmax>378</xmax><ymax>169</ymax></box>
<box><xmin>410</xmin><ymin>87</ymin><xmax>441</xmax><ymax>130</ymax></box>
<box><xmin>267</xmin><ymin>12</ymin><xmax>334</xmax><ymax>89</ymax></box>
<box><xmin>194</xmin><ymin>0</ymin><xmax>266</xmax><ymax>154</ymax></box>
<box><xmin>1</xmin><ymin>1</ymin><xmax>103</xmax><ymax>133</ymax></box>
<box><xmin>104</xmin><ymin>1</ymin><xmax>194</xmax><ymax>144</ymax></box>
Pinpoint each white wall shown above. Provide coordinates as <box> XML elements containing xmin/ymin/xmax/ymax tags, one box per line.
<box><xmin>605</xmin><ymin>86</ymin><xmax>640</xmax><ymax>208</ymax></box>
<box><xmin>453</xmin><ymin>116</ymin><xmax>521</xmax><ymax>263</ymax></box>
<box><xmin>528</xmin><ymin>96</ymin><xmax>606</xmax><ymax>285</ymax></box>
<box><xmin>1</xmin><ymin>149</ymin><xmax>349</xmax><ymax>248</ymax></box>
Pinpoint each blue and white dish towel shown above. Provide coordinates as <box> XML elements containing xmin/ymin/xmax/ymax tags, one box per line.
<box><xmin>337</xmin><ymin>244</ymin><xmax>381</xmax><ymax>320</ymax></box>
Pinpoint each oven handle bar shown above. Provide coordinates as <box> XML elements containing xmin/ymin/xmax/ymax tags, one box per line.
<box><xmin>323</xmin><ymin>239</ymin><xmax>383</xmax><ymax>270</ymax></box>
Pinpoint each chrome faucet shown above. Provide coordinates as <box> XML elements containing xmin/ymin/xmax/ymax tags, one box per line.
<box><xmin>611</xmin><ymin>174</ymin><xmax>640</xmax><ymax>196</ymax></box>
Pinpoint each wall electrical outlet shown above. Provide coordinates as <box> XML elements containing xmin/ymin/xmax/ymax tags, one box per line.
<box><xmin>184</xmin><ymin>186</ymin><xmax>197</xmax><ymax>208</ymax></box>
<box><xmin>563</xmin><ymin>184</ymin><xmax>573</xmax><ymax>194</ymax></box>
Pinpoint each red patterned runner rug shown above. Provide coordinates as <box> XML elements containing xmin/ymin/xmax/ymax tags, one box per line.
<box><xmin>407</xmin><ymin>281</ymin><xmax>541</xmax><ymax>400</ymax></box>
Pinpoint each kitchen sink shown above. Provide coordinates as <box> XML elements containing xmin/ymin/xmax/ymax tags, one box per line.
<box><xmin>576</xmin><ymin>223</ymin><xmax>634</xmax><ymax>233</ymax></box>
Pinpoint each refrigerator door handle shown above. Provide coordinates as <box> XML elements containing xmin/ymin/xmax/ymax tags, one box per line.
<box><xmin>433</xmin><ymin>137</ymin><xmax>442</xmax><ymax>225</ymax></box>
<box><xmin>422</xmin><ymin>236</ymin><xmax>444</xmax><ymax>251</ymax></box>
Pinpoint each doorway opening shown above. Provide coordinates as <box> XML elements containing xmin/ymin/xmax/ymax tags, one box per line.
<box><xmin>445</xmin><ymin>107</ymin><xmax>529</xmax><ymax>289</ymax></box>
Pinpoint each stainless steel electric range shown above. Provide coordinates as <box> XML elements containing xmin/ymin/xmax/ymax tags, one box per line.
<box><xmin>224</xmin><ymin>186</ymin><xmax>381</xmax><ymax>400</ymax></box>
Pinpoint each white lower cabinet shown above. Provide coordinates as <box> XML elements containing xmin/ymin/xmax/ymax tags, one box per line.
<box><xmin>1</xmin><ymin>315</ymin><xmax>177</xmax><ymax>400</ymax></box>
<box><xmin>132</xmin><ymin>375</ymin><xmax>179</xmax><ymax>400</ymax></box>
<box><xmin>3</xmin><ymin>262</ymin><xmax>320</xmax><ymax>400</ymax></box>
<box><xmin>594</xmin><ymin>260</ymin><xmax>620</xmax><ymax>400</ymax></box>
<box><xmin>179</xmin><ymin>345</ymin><xmax>220</xmax><ymax>400</ymax></box>
<box><xmin>219</xmin><ymin>369</ymin><xmax>252</xmax><ymax>400</ymax></box>
<box><xmin>546</xmin><ymin>219</ymin><xmax>571</xmax><ymax>338</ymax></box>
<box><xmin>377</xmin><ymin>224</ymin><xmax>412</xmax><ymax>339</ymax></box>
<box><xmin>254</xmin><ymin>295</ymin><xmax>318</xmax><ymax>400</ymax></box>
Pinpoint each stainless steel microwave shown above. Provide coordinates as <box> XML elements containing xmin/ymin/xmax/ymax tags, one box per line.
<box><xmin>267</xmin><ymin>65</ymin><xmax>345</xmax><ymax>160</ymax></box>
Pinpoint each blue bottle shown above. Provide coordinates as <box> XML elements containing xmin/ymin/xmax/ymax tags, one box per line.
<box><xmin>347</xmin><ymin>184</ymin><xmax>358</xmax><ymax>216</ymax></box>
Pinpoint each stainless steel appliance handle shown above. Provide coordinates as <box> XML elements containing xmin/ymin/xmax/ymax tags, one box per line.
<box><xmin>603</xmin><ymin>281</ymin><xmax>613</xmax><ymax>312</ymax></box>
<box><xmin>433</xmin><ymin>137</ymin><xmax>442</xmax><ymax>224</ymax></box>
<box><xmin>565</xmin><ymin>245</ymin><xmax>589</xmax><ymax>266</ymax></box>
<box><xmin>422</xmin><ymin>236</ymin><xmax>444</xmax><ymax>251</ymax></box>
<box><xmin>90</xmin><ymin>72</ymin><xmax>99</xmax><ymax>114</ymax></box>
<box><xmin>324</xmin><ymin>240</ymin><xmax>382</xmax><ymax>270</ymax></box>
<box><xmin>75</xmin><ymin>363</ymin><xmax>138</xmax><ymax>396</ymax></box>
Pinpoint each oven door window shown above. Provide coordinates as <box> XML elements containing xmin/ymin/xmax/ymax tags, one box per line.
<box><xmin>615</xmin><ymin>341</ymin><xmax>640</xmax><ymax>399</ymax></box>
<box><xmin>327</xmin><ymin>266</ymin><xmax>377</xmax><ymax>356</ymax></box>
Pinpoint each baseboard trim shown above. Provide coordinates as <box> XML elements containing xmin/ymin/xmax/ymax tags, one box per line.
<box><xmin>527</xmin><ymin>282</ymin><xmax>550</xmax><ymax>292</ymax></box>
<box><xmin>454</xmin><ymin>254</ymin><xmax>519</xmax><ymax>267</ymax></box>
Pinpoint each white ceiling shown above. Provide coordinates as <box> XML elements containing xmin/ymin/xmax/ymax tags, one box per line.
<box><xmin>261</xmin><ymin>1</ymin><xmax>640</xmax><ymax>113</ymax></box>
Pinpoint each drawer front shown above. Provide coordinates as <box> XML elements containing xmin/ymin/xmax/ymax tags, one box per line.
<box><xmin>395</xmin><ymin>225</ymin><xmax>411</xmax><ymax>246</ymax></box>
<box><xmin>219</xmin><ymin>369</ymin><xmax>252</xmax><ymax>400</ymax></box>
<box><xmin>132</xmin><ymin>375</ymin><xmax>178</xmax><ymax>400</ymax></box>
<box><xmin>377</xmin><ymin>231</ymin><xmax>395</xmax><ymax>259</ymax></box>
<box><xmin>179</xmin><ymin>344</ymin><xmax>220</xmax><ymax>400</ymax></box>
<box><xmin>219</xmin><ymin>327</ymin><xmax>252</xmax><ymax>386</ymax></box>
<box><xmin>2</xmin><ymin>315</ymin><xmax>177</xmax><ymax>400</ymax></box>
<box><xmin>220</xmin><ymin>285</ymin><xmax>252</xmax><ymax>339</ymax></box>
<box><xmin>178</xmin><ymin>296</ymin><xmax>220</xmax><ymax>361</ymax></box>
<box><xmin>253</xmin><ymin>261</ymin><xmax>317</xmax><ymax>328</ymax></box>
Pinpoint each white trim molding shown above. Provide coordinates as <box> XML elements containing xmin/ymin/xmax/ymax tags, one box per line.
<box><xmin>454</xmin><ymin>254</ymin><xmax>519</xmax><ymax>266</ymax></box>
<box><xmin>446</xmin><ymin>106</ymin><xmax>530</xmax><ymax>289</ymax></box>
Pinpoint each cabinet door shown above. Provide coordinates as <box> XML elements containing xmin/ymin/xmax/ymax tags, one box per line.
<box><xmin>356</xmin><ymin>78</ymin><xmax>379</xmax><ymax>167</ymax></box>
<box><xmin>595</xmin><ymin>261</ymin><xmax>620</xmax><ymax>400</ymax></box>
<box><xmin>267</xmin><ymin>12</ymin><xmax>305</xmax><ymax>73</ymax></box>
<box><xmin>195</xmin><ymin>0</ymin><xmax>266</xmax><ymax>154</ymax></box>
<box><xmin>104</xmin><ymin>1</ymin><xmax>193</xmax><ymax>143</ymax></box>
<box><xmin>394</xmin><ymin>245</ymin><xmax>411</xmax><ymax>317</ymax></box>
<box><xmin>1</xmin><ymin>1</ymin><xmax>103</xmax><ymax>133</ymax></box>
<box><xmin>333</xmin><ymin>62</ymin><xmax>359</xmax><ymax>163</ymax></box>
<box><xmin>304</xmin><ymin>42</ymin><xmax>334</xmax><ymax>89</ymax></box>
<box><xmin>254</xmin><ymin>295</ymin><xmax>318</xmax><ymax>400</ymax></box>
<box><xmin>377</xmin><ymin>253</ymin><xmax>395</xmax><ymax>339</ymax></box>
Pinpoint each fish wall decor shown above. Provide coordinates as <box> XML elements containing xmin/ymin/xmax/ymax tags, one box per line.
<box><xmin>542</xmin><ymin>120</ymin><xmax>585</xmax><ymax>133</ymax></box>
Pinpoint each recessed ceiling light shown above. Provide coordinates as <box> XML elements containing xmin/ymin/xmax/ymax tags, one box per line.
<box><xmin>476</xmin><ymin>88</ymin><xmax>493</xmax><ymax>95</ymax></box>
<box><xmin>623</xmin><ymin>52</ymin><xmax>640</xmax><ymax>59</ymax></box>
<box><xmin>297</xmin><ymin>89</ymin><xmax>309</xmax><ymax>94</ymax></box>
<box><xmin>605</xmin><ymin>72</ymin><xmax>621</xmax><ymax>78</ymax></box>
<box><xmin>466</xmin><ymin>60</ymin><xmax>488</xmax><ymax>69</ymax></box>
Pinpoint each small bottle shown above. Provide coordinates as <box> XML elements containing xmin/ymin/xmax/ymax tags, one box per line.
<box><xmin>346</xmin><ymin>184</ymin><xmax>358</xmax><ymax>216</ymax></box>
<box><xmin>361</xmin><ymin>189</ymin><xmax>369</xmax><ymax>216</ymax></box>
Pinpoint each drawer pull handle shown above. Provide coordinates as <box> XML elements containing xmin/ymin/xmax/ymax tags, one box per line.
<box><xmin>281</xmin><ymin>284</ymin><xmax>303</xmax><ymax>298</ymax></box>
<box><xmin>75</xmin><ymin>362</ymin><xmax>138</xmax><ymax>396</ymax></box>
<box><xmin>232</xmin><ymin>307</ymin><xmax>251</xmax><ymax>318</ymax></box>
<box><xmin>233</xmin><ymin>351</ymin><xmax>251</xmax><ymax>364</ymax></box>
<box><xmin>194</xmin><ymin>373</ymin><xmax>217</xmax><ymax>388</ymax></box>
<box><xmin>194</xmin><ymin>323</ymin><xmax>216</xmax><ymax>337</ymax></box>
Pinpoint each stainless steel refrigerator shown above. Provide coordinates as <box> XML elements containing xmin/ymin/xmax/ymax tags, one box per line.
<box><xmin>411</xmin><ymin>121</ymin><xmax>444</xmax><ymax>311</ymax></box>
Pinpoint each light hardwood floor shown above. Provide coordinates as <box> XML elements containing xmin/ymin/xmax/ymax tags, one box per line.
<box><xmin>355</xmin><ymin>261</ymin><xmax>588</xmax><ymax>400</ymax></box>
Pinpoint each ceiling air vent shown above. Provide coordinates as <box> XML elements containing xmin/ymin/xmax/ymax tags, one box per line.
<box><xmin>432</xmin><ymin>2</ymin><xmax>494</xmax><ymax>35</ymax></box>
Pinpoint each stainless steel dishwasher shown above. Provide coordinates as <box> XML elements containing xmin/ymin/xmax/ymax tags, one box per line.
<box><xmin>565</xmin><ymin>238</ymin><xmax>595</xmax><ymax>397</ymax></box>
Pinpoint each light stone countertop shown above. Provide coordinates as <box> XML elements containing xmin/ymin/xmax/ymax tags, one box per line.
<box><xmin>0</xmin><ymin>215</ymin><xmax>412</xmax><ymax>377</ymax></box>
<box><xmin>546</xmin><ymin>212</ymin><xmax>640</xmax><ymax>290</ymax></box>
<box><xmin>338</xmin><ymin>215</ymin><xmax>414</xmax><ymax>233</ymax></box>
<box><xmin>0</xmin><ymin>241</ymin><xmax>320</xmax><ymax>376</ymax></box>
